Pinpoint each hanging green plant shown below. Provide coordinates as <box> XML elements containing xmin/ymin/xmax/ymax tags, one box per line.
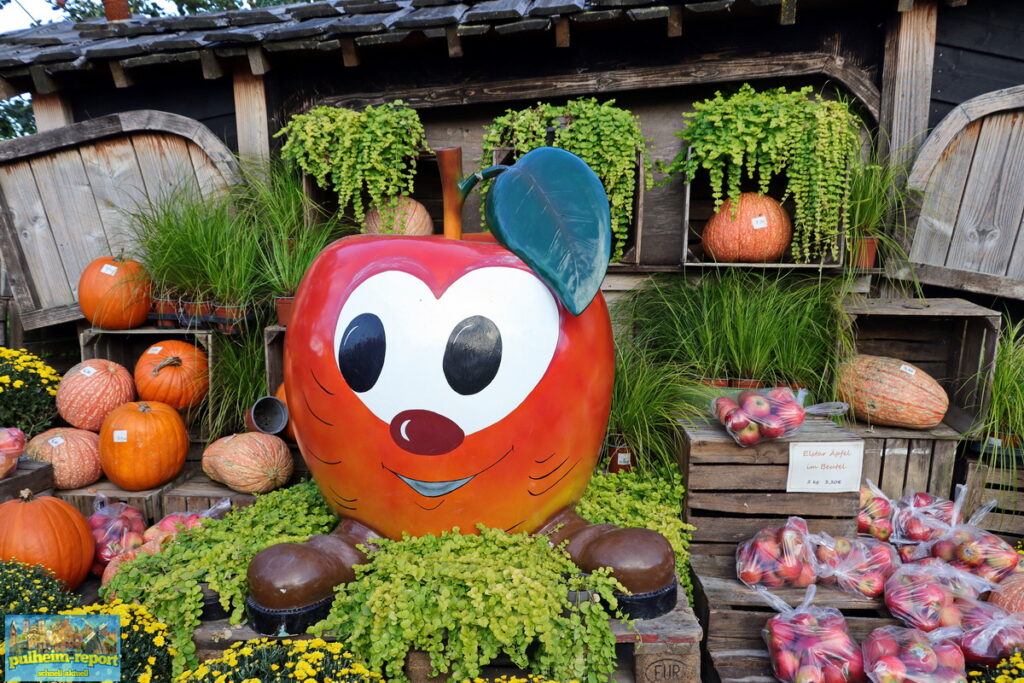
<box><xmin>276</xmin><ymin>100</ymin><xmax>428</xmax><ymax>229</ymax></box>
<box><xmin>480</xmin><ymin>98</ymin><xmax>651</xmax><ymax>262</ymax></box>
<box><xmin>665</xmin><ymin>84</ymin><xmax>860</xmax><ymax>263</ymax></box>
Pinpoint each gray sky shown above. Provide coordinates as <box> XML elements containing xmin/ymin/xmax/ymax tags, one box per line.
<box><xmin>0</xmin><ymin>0</ymin><xmax>63</xmax><ymax>34</ymax></box>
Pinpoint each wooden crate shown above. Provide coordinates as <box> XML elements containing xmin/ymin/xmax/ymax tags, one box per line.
<box><xmin>161</xmin><ymin>472</ymin><xmax>256</xmax><ymax>514</ymax></box>
<box><xmin>193</xmin><ymin>588</ymin><xmax>702</xmax><ymax>683</ymax></box>
<box><xmin>691</xmin><ymin>554</ymin><xmax>899</xmax><ymax>683</ymax></box>
<box><xmin>264</xmin><ymin>325</ymin><xmax>285</xmax><ymax>393</ymax></box>
<box><xmin>852</xmin><ymin>422</ymin><xmax>960</xmax><ymax>500</ymax></box>
<box><xmin>56</xmin><ymin>476</ymin><xmax>183</xmax><ymax>524</ymax></box>
<box><xmin>843</xmin><ymin>298</ymin><xmax>1000</xmax><ymax>434</ymax></box>
<box><xmin>679</xmin><ymin>418</ymin><xmax>863</xmax><ymax>556</ymax></box>
<box><xmin>79</xmin><ymin>325</ymin><xmax>215</xmax><ymax>442</ymax></box>
<box><xmin>964</xmin><ymin>458</ymin><xmax>1024</xmax><ymax>543</ymax></box>
<box><xmin>0</xmin><ymin>460</ymin><xmax>54</xmax><ymax>502</ymax></box>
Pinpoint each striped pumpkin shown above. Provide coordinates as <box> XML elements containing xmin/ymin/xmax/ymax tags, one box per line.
<box><xmin>992</xmin><ymin>573</ymin><xmax>1024</xmax><ymax>614</ymax></box>
<box><xmin>56</xmin><ymin>359</ymin><xmax>135</xmax><ymax>431</ymax></box>
<box><xmin>202</xmin><ymin>432</ymin><xmax>293</xmax><ymax>494</ymax></box>
<box><xmin>24</xmin><ymin>428</ymin><xmax>102</xmax><ymax>489</ymax></box>
<box><xmin>134</xmin><ymin>340</ymin><xmax>209</xmax><ymax>410</ymax></box>
<box><xmin>837</xmin><ymin>354</ymin><xmax>949</xmax><ymax>429</ymax></box>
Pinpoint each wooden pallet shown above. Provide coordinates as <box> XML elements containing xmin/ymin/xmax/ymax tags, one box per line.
<box><xmin>193</xmin><ymin>589</ymin><xmax>702</xmax><ymax>683</ymax></box>
<box><xmin>843</xmin><ymin>298</ymin><xmax>1000</xmax><ymax>435</ymax></box>
<box><xmin>679</xmin><ymin>418</ymin><xmax>862</xmax><ymax>556</ymax></box>
<box><xmin>161</xmin><ymin>473</ymin><xmax>257</xmax><ymax>514</ymax></box>
<box><xmin>56</xmin><ymin>475</ymin><xmax>182</xmax><ymax>524</ymax></box>
<box><xmin>691</xmin><ymin>554</ymin><xmax>899</xmax><ymax>683</ymax></box>
<box><xmin>851</xmin><ymin>422</ymin><xmax>960</xmax><ymax>500</ymax></box>
<box><xmin>964</xmin><ymin>458</ymin><xmax>1024</xmax><ymax>544</ymax></box>
<box><xmin>0</xmin><ymin>460</ymin><xmax>54</xmax><ymax>502</ymax></box>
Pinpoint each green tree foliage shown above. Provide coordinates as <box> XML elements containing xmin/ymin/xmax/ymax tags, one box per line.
<box><xmin>48</xmin><ymin>0</ymin><xmax>311</xmax><ymax>22</ymax></box>
<box><xmin>0</xmin><ymin>98</ymin><xmax>35</xmax><ymax>141</ymax></box>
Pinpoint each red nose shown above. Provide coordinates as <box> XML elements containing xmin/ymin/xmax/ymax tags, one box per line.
<box><xmin>390</xmin><ymin>409</ymin><xmax>465</xmax><ymax>455</ymax></box>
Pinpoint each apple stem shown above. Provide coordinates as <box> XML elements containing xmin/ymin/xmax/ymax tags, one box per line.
<box><xmin>436</xmin><ymin>146</ymin><xmax>510</xmax><ymax>241</ymax></box>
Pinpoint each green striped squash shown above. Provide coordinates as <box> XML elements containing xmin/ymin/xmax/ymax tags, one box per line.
<box><xmin>837</xmin><ymin>354</ymin><xmax>949</xmax><ymax>429</ymax></box>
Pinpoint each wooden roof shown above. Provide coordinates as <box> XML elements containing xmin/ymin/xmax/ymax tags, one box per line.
<box><xmin>0</xmin><ymin>0</ymin><xmax>969</xmax><ymax>86</ymax></box>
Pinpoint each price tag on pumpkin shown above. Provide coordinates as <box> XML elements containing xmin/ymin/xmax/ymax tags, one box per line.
<box><xmin>786</xmin><ymin>440</ymin><xmax>863</xmax><ymax>493</ymax></box>
<box><xmin>147</xmin><ymin>346</ymin><xmax>163</xmax><ymax>354</ymax></box>
<box><xmin>47</xmin><ymin>436</ymin><xmax>65</xmax><ymax>447</ymax></box>
<box><xmin>751</xmin><ymin>216</ymin><xmax>768</xmax><ymax>230</ymax></box>
<box><xmin>100</xmin><ymin>264</ymin><xmax>118</xmax><ymax>276</ymax></box>
<box><xmin>112</xmin><ymin>430</ymin><xmax>128</xmax><ymax>443</ymax></box>
<box><xmin>79</xmin><ymin>366</ymin><xmax>97</xmax><ymax>377</ymax></box>
<box><xmin>899</xmin><ymin>364</ymin><xmax>917</xmax><ymax>376</ymax></box>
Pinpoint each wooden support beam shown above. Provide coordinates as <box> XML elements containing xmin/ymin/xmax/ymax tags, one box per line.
<box><xmin>880</xmin><ymin>0</ymin><xmax>938</xmax><ymax>169</ymax></box>
<box><xmin>28</xmin><ymin>65</ymin><xmax>58</xmax><ymax>95</ymax></box>
<box><xmin>108</xmin><ymin>61</ymin><xmax>133</xmax><ymax>88</ymax></box>
<box><xmin>0</xmin><ymin>76</ymin><xmax>21</xmax><ymax>100</ymax></box>
<box><xmin>341</xmin><ymin>39</ymin><xmax>360</xmax><ymax>67</ymax></box>
<box><xmin>897</xmin><ymin>0</ymin><xmax>915</xmax><ymax>9</ymax></box>
<box><xmin>31</xmin><ymin>92</ymin><xmax>72</xmax><ymax>132</ymax></box>
<box><xmin>780</xmin><ymin>0</ymin><xmax>796</xmax><ymax>24</ymax></box>
<box><xmin>944</xmin><ymin>0</ymin><xmax>967</xmax><ymax>5</ymax></box>
<box><xmin>246</xmin><ymin>46</ymin><xmax>270</xmax><ymax>75</ymax></box>
<box><xmin>554</xmin><ymin>17</ymin><xmax>570</xmax><ymax>47</ymax></box>
<box><xmin>666</xmin><ymin>6</ymin><xmax>682</xmax><ymax>36</ymax></box>
<box><xmin>200</xmin><ymin>51</ymin><xmax>225</xmax><ymax>80</ymax></box>
<box><xmin>232</xmin><ymin>68</ymin><xmax>269</xmax><ymax>160</ymax></box>
<box><xmin>445</xmin><ymin>26</ymin><xmax>463</xmax><ymax>58</ymax></box>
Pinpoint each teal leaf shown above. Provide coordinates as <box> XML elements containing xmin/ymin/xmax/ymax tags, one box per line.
<box><xmin>485</xmin><ymin>147</ymin><xmax>611</xmax><ymax>316</ymax></box>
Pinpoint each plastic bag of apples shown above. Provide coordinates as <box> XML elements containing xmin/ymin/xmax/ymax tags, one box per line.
<box><xmin>87</xmin><ymin>493</ymin><xmax>147</xmax><ymax>577</ymax></box>
<box><xmin>862</xmin><ymin>626</ymin><xmax>967</xmax><ymax>683</ymax></box>
<box><xmin>812</xmin><ymin>533</ymin><xmax>901</xmax><ymax>599</ymax></box>
<box><xmin>958</xmin><ymin>600</ymin><xmax>1024</xmax><ymax>665</ymax></box>
<box><xmin>905</xmin><ymin>499</ymin><xmax>1018</xmax><ymax>583</ymax></box>
<box><xmin>884</xmin><ymin>561</ymin><xmax>995</xmax><ymax>633</ymax></box>
<box><xmin>760</xmin><ymin>585</ymin><xmax>866</xmax><ymax>683</ymax></box>
<box><xmin>858</xmin><ymin>480</ymin><xmax>895</xmax><ymax>543</ymax></box>
<box><xmin>891</xmin><ymin>487</ymin><xmax>963</xmax><ymax>553</ymax></box>
<box><xmin>711</xmin><ymin>388</ymin><xmax>848</xmax><ymax>447</ymax></box>
<box><xmin>0</xmin><ymin>427</ymin><xmax>25</xmax><ymax>479</ymax></box>
<box><xmin>736</xmin><ymin>516</ymin><xmax>816</xmax><ymax>589</ymax></box>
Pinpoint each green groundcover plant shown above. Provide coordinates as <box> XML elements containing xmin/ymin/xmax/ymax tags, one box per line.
<box><xmin>311</xmin><ymin>526</ymin><xmax>625</xmax><ymax>683</ymax></box>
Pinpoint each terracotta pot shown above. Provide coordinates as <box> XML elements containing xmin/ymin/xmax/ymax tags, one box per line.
<box><xmin>699</xmin><ymin>378</ymin><xmax>731</xmax><ymax>387</ymax></box>
<box><xmin>607</xmin><ymin>444</ymin><xmax>633</xmax><ymax>473</ymax></box>
<box><xmin>731</xmin><ymin>379</ymin><xmax>764</xmax><ymax>389</ymax></box>
<box><xmin>853</xmin><ymin>237</ymin><xmax>878</xmax><ymax>269</ymax></box>
<box><xmin>275</xmin><ymin>296</ymin><xmax>295</xmax><ymax>327</ymax></box>
<box><xmin>179</xmin><ymin>300</ymin><xmax>212</xmax><ymax>329</ymax></box>
<box><xmin>245</xmin><ymin>396</ymin><xmax>289</xmax><ymax>435</ymax></box>
<box><xmin>152</xmin><ymin>297</ymin><xmax>178</xmax><ymax>329</ymax></box>
<box><xmin>213</xmin><ymin>304</ymin><xmax>247</xmax><ymax>335</ymax></box>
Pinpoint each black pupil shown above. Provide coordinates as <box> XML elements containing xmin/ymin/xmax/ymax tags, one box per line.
<box><xmin>444</xmin><ymin>315</ymin><xmax>502</xmax><ymax>395</ymax></box>
<box><xmin>338</xmin><ymin>313</ymin><xmax>386</xmax><ymax>393</ymax></box>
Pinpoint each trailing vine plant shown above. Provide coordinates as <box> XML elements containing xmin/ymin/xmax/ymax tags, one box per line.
<box><xmin>276</xmin><ymin>100</ymin><xmax>428</xmax><ymax>230</ymax></box>
<box><xmin>481</xmin><ymin>98</ymin><xmax>651</xmax><ymax>262</ymax></box>
<box><xmin>665</xmin><ymin>84</ymin><xmax>860</xmax><ymax>263</ymax></box>
<box><xmin>311</xmin><ymin>525</ymin><xmax>625</xmax><ymax>683</ymax></box>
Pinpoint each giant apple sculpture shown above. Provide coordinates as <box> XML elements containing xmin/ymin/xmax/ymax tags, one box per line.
<box><xmin>247</xmin><ymin>147</ymin><xmax>675</xmax><ymax>632</ymax></box>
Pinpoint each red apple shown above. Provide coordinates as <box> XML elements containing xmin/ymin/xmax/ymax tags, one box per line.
<box><xmin>905</xmin><ymin>518</ymin><xmax>930</xmax><ymax>542</ymax></box>
<box><xmin>821</xmin><ymin>662</ymin><xmax>847</xmax><ymax>683</ymax></box>
<box><xmin>957</xmin><ymin>541</ymin><xmax>985</xmax><ymax>567</ymax></box>
<box><xmin>834</xmin><ymin>537</ymin><xmax>854</xmax><ymax>556</ymax></box>
<box><xmin>761</xmin><ymin>570</ymin><xmax>784</xmax><ymax>588</ymax></box>
<box><xmin>873</xmin><ymin>655</ymin><xmax>907</xmax><ymax>683</ymax></box>
<box><xmin>933</xmin><ymin>642</ymin><xmax>965</xmax><ymax>671</ymax></box>
<box><xmin>741</xmin><ymin>394</ymin><xmax>773</xmax><ymax>419</ymax></box>
<box><xmin>938</xmin><ymin>605</ymin><xmax>963</xmax><ymax>628</ymax></box>
<box><xmin>817</xmin><ymin>545</ymin><xmax>838</xmax><ymax>565</ymax></box>
<box><xmin>857</xmin><ymin>511</ymin><xmax>872</xmax><ymax>534</ymax></box>
<box><xmin>758</xmin><ymin>415</ymin><xmax>787</xmax><ymax>440</ymax></box>
<box><xmin>736</xmin><ymin>390</ymin><xmax>761</xmax><ymax>404</ymax></box>
<box><xmin>777</xmin><ymin>556</ymin><xmax>803</xmax><ymax>582</ymax></box>
<box><xmin>793</xmin><ymin>563</ymin><xmax>816</xmax><ymax>588</ymax></box>
<box><xmin>738</xmin><ymin>563</ymin><xmax>762</xmax><ymax>585</ymax></box>
<box><xmin>903</xmin><ymin>641</ymin><xmax>938</xmax><ymax>673</ymax></box>
<box><xmin>768</xmin><ymin>619</ymin><xmax>796</xmax><ymax>647</ymax></box>
<box><xmin>864</xmin><ymin>631</ymin><xmax>900</xmax><ymax>661</ymax></box>
<box><xmin>932</xmin><ymin>539</ymin><xmax>957</xmax><ymax>562</ymax></box>
<box><xmin>766</xmin><ymin>386</ymin><xmax>796</xmax><ymax>404</ymax></box>
<box><xmin>714</xmin><ymin>397</ymin><xmax>740</xmax><ymax>421</ymax></box>
<box><xmin>860</xmin><ymin>486</ymin><xmax>872</xmax><ymax>507</ymax></box>
<box><xmin>856</xmin><ymin>570</ymin><xmax>886</xmax><ymax>598</ymax></box>
<box><xmin>775</xmin><ymin>401</ymin><xmax>806</xmax><ymax>428</ymax></box>
<box><xmin>913</xmin><ymin>492</ymin><xmax>938</xmax><ymax>508</ymax></box>
<box><xmin>870</xmin><ymin>518</ymin><xmax>893</xmax><ymax>542</ymax></box>
<box><xmin>724</xmin><ymin>409</ymin><xmax>751</xmax><ymax>432</ymax></box>
<box><xmin>736</xmin><ymin>421</ymin><xmax>762</xmax><ymax>446</ymax></box>
<box><xmin>918</xmin><ymin>583</ymin><xmax>949</xmax><ymax>610</ymax></box>
<box><xmin>864</xmin><ymin>497</ymin><xmax>892</xmax><ymax>518</ymax></box>
<box><xmin>987</xmin><ymin>547</ymin><xmax>1019</xmax><ymax>570</ymax></box>
<box><xmin>772</xmin><ymin>648</ymin><xmax>799</xmax><ymax>681</ymax></box>
<box><xmin>794</xmin><ymin>664</ymin><xmax>824</xmax><ymax>683</ymax></box>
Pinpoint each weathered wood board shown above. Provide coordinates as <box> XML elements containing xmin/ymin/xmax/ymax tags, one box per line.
<box><xmin>0</xmin><ymin>110</ymin><xmax>238</xmax><ymax>331</ymax></box>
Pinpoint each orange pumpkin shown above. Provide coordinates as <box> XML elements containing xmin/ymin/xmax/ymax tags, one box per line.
<box><xmin>134</xmin><ymin>340</ymin><xmax>209</xmax><ymax>409</ymax></box>
<box><xmin>99</xmin><ymin>401</ymin><xmax>188</xmax><ymax>491</ymax></box>
<box><xmin>203</xmin><ymin>432</ymin><xmax>294</xmax><ymax>494</ymax></box>
<box><xmin>992</xmin><ymin>573</ymin><xmax>1024</xmax><ymax>613</ymax></box>
<box><xmin>363</xmin><ymin>196</ymin><xmax>433</xmax><ymax>236</ymax></box>
<box><xmin>56</xmin><ymin>359</ymin><xmax>135</xmax><ymax>431</ymax></box>
<box><xmin>274</xmin><ymin>383</ymin><xmax>296</xmax><ymax>441</ymax></box>
<box><xmin>78</xmin><ymin>256</ymin><xmax>152</xmax><ymax>330</ymax></box>
<box><xmin>703</xmin><ymin>193</ymin><xmax>792</xmax><ymax>263</ymax></box>
<box><xmin>837</xmin><ymin>354</ymin><xmax>949</xmax><ymax>429</ymax></box>
<box><xmin>24</xmin><ymin>428</ymin><xmax>102</xmax><ymax>489</ymax></box>
<box><xmin>0</xmin><ymin>489</ymin><xmax>94</xmax><ymax>589</ymax></box>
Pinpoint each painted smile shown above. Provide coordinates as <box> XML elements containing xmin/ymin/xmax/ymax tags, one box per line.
<box><xmin>384</xmin><ymin>445</ymin><xmax>514</xmax><ymax>499</ymax></box>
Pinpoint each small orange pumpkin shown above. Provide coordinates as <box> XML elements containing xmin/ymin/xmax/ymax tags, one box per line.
<box><xmin>363</xmin><ymin>196</ymin><xmax>433</xmax><ymax>236</ymax></box>
<box><xmin>78</xmin><ymin>256</ymin><xmax>152</xmax><ymax>330</ymax></box>
<box><xmin>203</xmin><ymin>432</ymin><xmax>294</xmax><ymax>494</ymax></box>
<box><xmin>134</xmin><ymin>340</ymin><xmax>210</xmax><ymax>410</ymax></box>
<box><xmin>24</xmin><ymin>428</ymin><xmax>102</xmax><ymax>489</ymax></box>
<box><xmin>56</xmin><ymin>359</ymin><xmax>135</xmax><ymax>431</ymax></box>
<box><xmin>99</xmin><ymin>401</ymin><xmax>188</xmax><ymax>491</ymax></box>
<box><xmin>703</xmin><ymin>193</ymin><xmax>792</xmax><ymax>263</ymax></box>
<box><xmin>274</xmin><ymin>383</ymin><xmax>296</xmax><ymax>441</ymax></box>
<box><xmin>0</xmin><ymin>489</ymin><xmax>94</xmax><ymax>589</ymax></box>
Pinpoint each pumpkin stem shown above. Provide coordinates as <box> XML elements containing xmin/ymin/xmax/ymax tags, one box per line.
<box><xmin>153</xmin><ymin>356</ymin><xmax>182</xmax><ymax>375</ymax></box>
<box><xmin>18</xmin><ymin>489</ymin><xmax>33</xmax><ymax>502</ymax></box>
<box><xmin>137</xmin><ymin>402</ymin><xmax>152</xmax><ymax>413</ymax></box>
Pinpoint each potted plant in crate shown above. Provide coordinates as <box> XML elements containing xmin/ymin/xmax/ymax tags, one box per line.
<box><xmin>480</xmin><ymin>97</ymin><xmax>651</xmax><ymax>263</ymax></box>
<box><xmin>847</xmin><ymin>137</ymin><xmax>918</xmax><ymax>270</ymax></box>
<box><xmin>276</xmin><ymin>100</ymin><xmax>428</xmax><ymax>233</ymax></box>
<box><xmin>972</xmin><ymin>318</ymin><xmax>1024</xmax><ymax>458</ymax></box>
<box><xmin>666</xmin><ymin>84</ymin><xmax>861</xmax><ymax>265</ymax></box>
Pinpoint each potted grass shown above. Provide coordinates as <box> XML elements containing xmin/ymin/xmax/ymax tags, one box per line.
<box><xmin>847</xmin><ymin>137</ymin><xmax>918</xmax><ymax>270</ymax></box>
<box><xmin>206</xmin><ymin>233</ymin><xmax>261</xmax><ymax>335</ymax></box>
<box><xmin>973</xmin><ymin>318</ymin><xmax>1024</xmax><ymax>456</ymax></box>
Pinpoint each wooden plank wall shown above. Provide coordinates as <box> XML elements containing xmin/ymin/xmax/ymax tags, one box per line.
<box><xmin>931</xmin><ymin>0</ymin><xmax>1024</xmax><ymax>127</ymax></box>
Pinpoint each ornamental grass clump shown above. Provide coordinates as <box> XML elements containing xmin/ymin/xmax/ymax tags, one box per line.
<box><xmin>577</xmin><ymin>470</ymin><xmax>696</xmax><ymax>601</ymax></box>
<box><xmin>103</xmin><ymin>481</ymin><xmax>335</xmax><ymax>673</ymax></box>
<box><xmin>178</xmin><ymin>638</ymin><xmax>381</xmax><ymax>683</ymax></box>
<box><xmin>311</xmin><ymin>525</ymin><xmax>625</xmax><ymax>683</ymax></box>
<box><xmin>0</xmin><ymin>347</ymin><xmax>60</xmax><ymax>436</ymax></box>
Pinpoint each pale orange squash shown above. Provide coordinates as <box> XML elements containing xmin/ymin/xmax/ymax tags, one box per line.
<box><xmin>56</xmin><ymin>359</ymin><xmax>135</xmax><ymax>431</ymax></box>
<box><xmin>836</xmin><ymin>354</ymin><xmax>949</xmax><ymax>429</ymax></box>
<box><xmin>202</xmin><ymin>432</ymin><xmax>293</xmax><ymax>494</ymax></box>
<box><xmin>703</xmin><ymin>193</ymin><xmax>792</xmax><ymax>263</ymax></box>
<box><xmin>24</xmin><ymin>428</ymin><xmax>102</xmax><ymax>489</ymax></box>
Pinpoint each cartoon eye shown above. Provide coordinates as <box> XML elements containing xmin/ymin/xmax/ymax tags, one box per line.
<box><xmin>337</xmin><ymin>312</ymin><xmax>386</xmax><ymax>392</ymax></box>
<box><xmin>443</xmin><ymin>316</ymin><xmax>502</xmax><ymax>395</ymax></box>
<box><xmin>333</xmin><ymin>267</ymin><xmax>559</xmax><ymax>437</ymax></box>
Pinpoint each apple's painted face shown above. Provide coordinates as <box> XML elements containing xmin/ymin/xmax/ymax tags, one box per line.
<box><xmin>285</xmin><ymin>235</ymin><xmax>614</xmax><ymax>539</ymax></box>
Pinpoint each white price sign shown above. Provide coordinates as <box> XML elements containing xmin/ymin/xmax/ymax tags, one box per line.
<box><xmin>786</xmin><ymin>440</ymin><xmax>864</xmax><ymax>493</ymax></box>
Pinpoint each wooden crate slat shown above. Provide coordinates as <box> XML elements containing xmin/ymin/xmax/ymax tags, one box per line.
<box><xmin>56</xmin><ymin>476</ymin><xmax>181</xmax><ymax>524</ymax></box>
<box><xmin>905</xmin><ymin>440</ymin><xmax>933</xmax><ymax>495</ymax></box>
<box><xmin>928</xmin><ymin>440</ymin><xmax>957</xmax><ymax>499</ymax></box>
<box><xmin>856</xmin><ymin>338</ymin><xmax>950</xmax><ymax>363</ymax></box>
<box><xmin>706</xmin><ymin>607</ymin><xmax>897</xmax><ymax>645</ymax></box>
<box><xmin>690</xmin><ymin>516</ymin><xmax>855</xmax><ymax>545</ymax></box>
<box><xmin>688</xmin><ymin>464</ymin><xmax>790</xmax><ymax>491</ymax></box>
<box><xmin>688</xmin><ymin>491</ymin><xmax>857</xmax><ymax>516</ymax></box>
<box><xmin>0</xmin><ymin>460</ymin><xmax>54</xmax><ymax>502</ymax></box>
<box><xmin>161</xmin><ymin>473</ymin><xmax>256</xmax><ymax>514</ymax></box>
<box><xmin>861</xmin><ymin>438</ymin><xmax>883</xmax><ymax>485</ymax></box>
<box><xmin>683</xmin><ymin>418</ymin><xmax>856</xmax><ymax>465</ymax></box>
<box><xmin>842</xmin><ymin>298</ymin><xmax>998</xmax><ymax>318</ymax></box>
<box><xmin>878</xmin><ymin>439</ymin><xmax>909</xmax><ymax>499</ymax></box>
